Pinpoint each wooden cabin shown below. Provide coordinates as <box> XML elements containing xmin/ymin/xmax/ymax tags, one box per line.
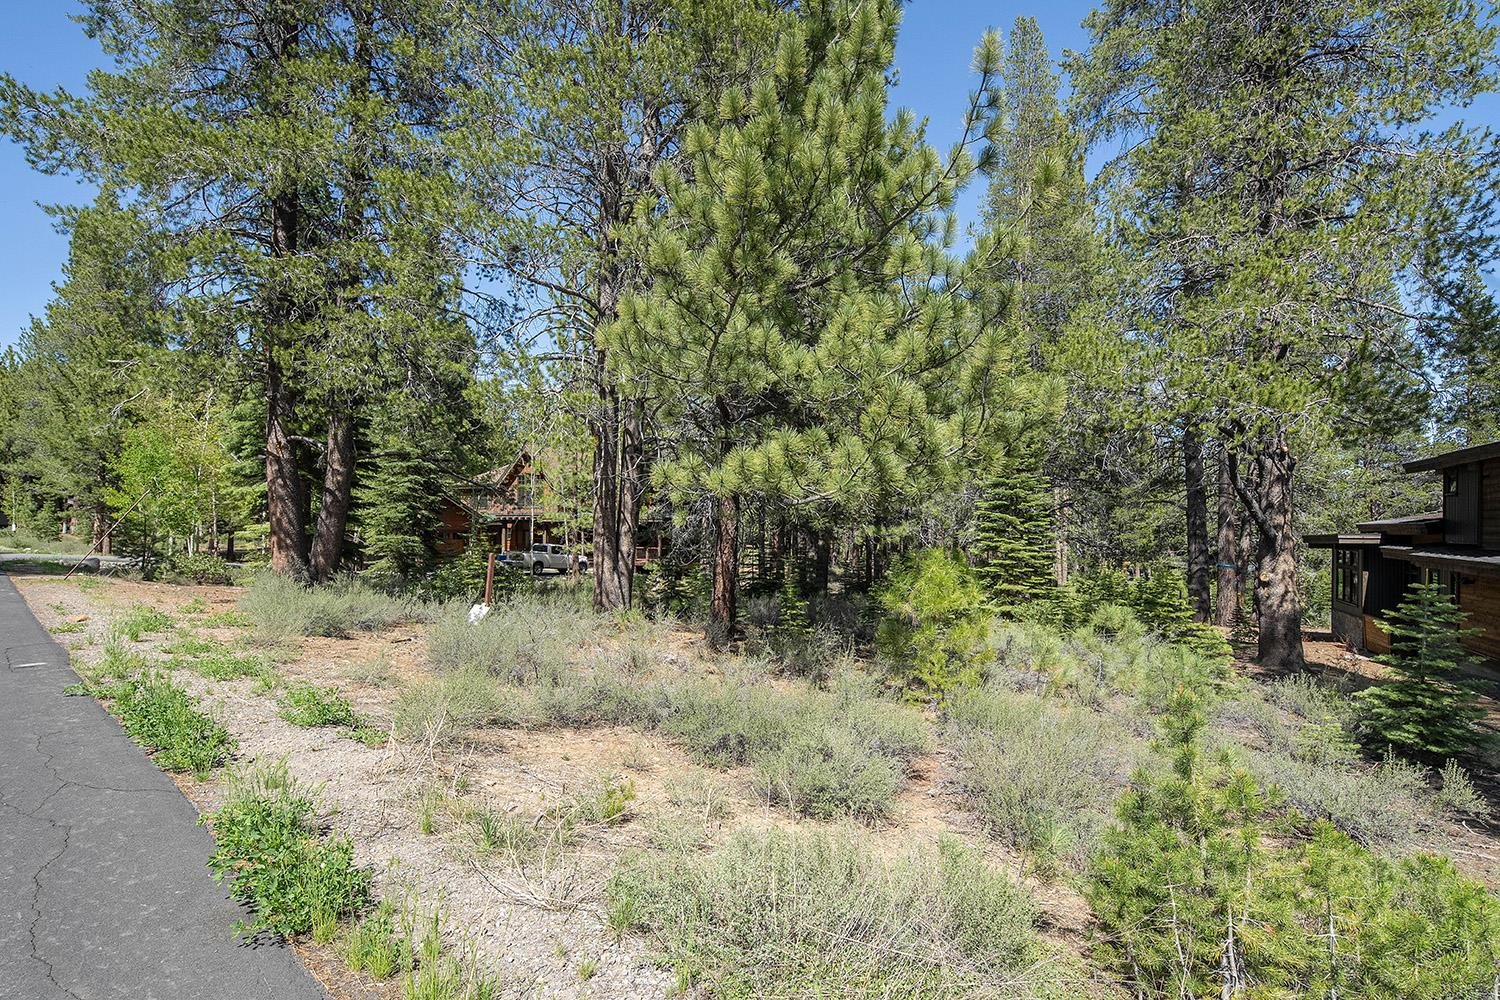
<box><xmin>1306</xmin><ymin>439</ymin><xmax>1500</xmax><ymax>663</ymax></box>
<box><xmin>435</xmin><ymin>454</ymin><xmax>579</xmax><ymax>559</ymax></box>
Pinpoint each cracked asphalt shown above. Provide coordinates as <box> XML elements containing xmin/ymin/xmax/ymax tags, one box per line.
<box><xmin>0</xmin><ymin>574</ymin><xmax>324</xmax><ymax>1000</ymax></box>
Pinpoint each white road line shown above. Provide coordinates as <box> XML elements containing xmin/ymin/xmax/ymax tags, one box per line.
<box><xmin>13</xmin><ymin>661</ymin><xmax>48</xmax><ymax>668</ymax></box>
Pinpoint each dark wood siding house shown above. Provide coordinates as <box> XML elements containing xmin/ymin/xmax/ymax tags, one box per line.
<box><xmin>435</xmin><ymin>454</ymin><xmax>579</xmax><ymax>559</ymax></box>
<box><xmin>1306</xmin><ymin>440</ymin><xmax>1500</xmax><ymax>663</ymax></box>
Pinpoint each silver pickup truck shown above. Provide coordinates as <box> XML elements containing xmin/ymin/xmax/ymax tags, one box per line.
<box><xmin>527</xmin><ymin>543</ymin><xmax>589</xmax><ymax>575</ymax></box>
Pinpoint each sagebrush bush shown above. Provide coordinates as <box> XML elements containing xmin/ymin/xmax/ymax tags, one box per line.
<box><xmin>608</xmin><ymin>830</ymin><xmax>1042</xmax><ymax>999</ymax></box>
<box><xmin>245</xmin><ymin>573</ymin><xmax>430</xmax><ymax>640</ymax></box>
<box><xmin>947</xmin><ymin>685</ymin><xmax>1125</xmax><ymax>870</ymax></box>
<box><xmin>105</xmin><ymin>671</ymin><xmax>236</xmax><ymax>777</ymax></box>
<box><xmin>752</xmin><ymin>726</ymin><xmax>901</xmax><ymax>821</ymax></box>
<box><xmin>393</xmin><ymin>669</ymin><xmax>534</xmax><ymax>749</ymax></box>
<box><xmin>426</xmin><ymin>595</ymin><xmax>593</xmax><ymax>681</ymax></box>
<box><xmin>205</xmin><ymin>759</ymin><xmax>370</xmax><ymax>938</ymax></box>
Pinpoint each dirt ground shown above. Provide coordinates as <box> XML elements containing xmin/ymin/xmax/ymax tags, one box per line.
<box><xmin>18</xmin><ymin>573</ymin><xmax>1104</xmax><ymax>999</ymax></box>
<box><xmin>23</xmin><ymin>572</ymin><xmax>1500</xmax><ymax>998</ymax></box>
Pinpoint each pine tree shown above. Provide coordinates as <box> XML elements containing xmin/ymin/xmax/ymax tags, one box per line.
<box><xmin>2</xmin><ymin>0</ymin><xmax>465</xmax><ymax>582</ymax></box>
<box><xmin>355</xmin><ymin>437</ymin><xmax>438</xmax><ymax>586</ymax></box>
<box><xmin>1071</xmin><ymin>0</ymin><xmax>1499</xmax><ymax>671</ymax></box>
<box><xmin>972</xmin><ymin>462</ymin><xmax>1056</xmax><ymax>616</ymax></box>
<box><xmin>1360</xmin><ymin>582</ymin><xmax>1487</xmax><ymax>758</ymax></box>
<box><xmin>605</xmin><ymin>1</ymin><xmax>1013</xmax><ymax>644</ymax></box>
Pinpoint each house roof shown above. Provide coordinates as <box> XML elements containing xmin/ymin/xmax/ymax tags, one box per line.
<box><xmin>1381</xmin><ymin>545</ymin><xmax>1500</xmax><ymax>576</ymax></box>
<box><xmin>1355</xmin><ymin>511</ymin><xmax>1443</xmax><ymax>534</ymax></box>
<box><xmin>1402</xmin><ymin>440</ymin><xmax>1500</xmax><ymax>474</ymax></box>
<box><xmin>1304</xmin><ymin>533</ymin><xmax>1383</xmax><ymax>548</ymax></box>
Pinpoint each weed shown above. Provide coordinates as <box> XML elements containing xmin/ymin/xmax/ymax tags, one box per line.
<box><xmin>48</xmin><ymin>621</ymin><xmax>84</xmax><ymax>634</ymax></box>
<box><xmin>345</xmin><ymin>901</ymin><xmax>409</xmax><ymax>980</ymax></box>
<box><xmin>393</xmin><ymin>670</ymin><xmax>531</xmax><ymax>751</ymax></box>
<box><xmin>279</xmin><ymin>684</ymin><xmax>359</xmax><ymax>728</ymax></box>
<box><xmin>163</xmin><ymin>635</ymin><xmax>219</xmax><ymax>656</ymax></box>
<box><xmin>577</xmin><ymin>957</ymin><xmax>597</xmax><ymax>981</ymax></box>
<box><xmin>106</xmin><ymin>671</ymin><xmax>236</xmax><ymax>777</ymax></box>
<box><xmin>205</xmin><ymin>759</ymin><xmax>370</xmax><ymax>938</ymax></box>
<box><xmin>118</xmin><ymin>604</ymin><xmax>173</xmax><ymax>641</ymax></box>
<box><xmin>180</xmin><ymin>598</ymin><xmax>209</xmax><ymax>615</ymax></box>
<box><xmin>398</xmin><ymin>909</ymin><xmax>499</xmax><ymax>1000</ymax></box>
<box><xmin>184</xmin><ymin>651</ymin><xmax>272</xmax><ymax>682</ymax></box>
<box><xmin>608</xmin><ymin>830</ymin><xmax>1041</xmax><ymax>998</ymax></box>
<box><xmin>202</xmin><ymin>610</ymin><xmax>252</xmax><ymax>628</ymax></box>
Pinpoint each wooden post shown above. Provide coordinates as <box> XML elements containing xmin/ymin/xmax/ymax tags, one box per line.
<box><xmin>483</xmin><ymin>551</ymin><xmax>496</xmax><ymax>605</ymax></box>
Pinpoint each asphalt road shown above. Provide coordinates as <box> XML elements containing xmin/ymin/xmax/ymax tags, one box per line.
<box><xmin>0</xmin><ymin>574</ymin><xmax>324</xmax><ymax>1000</ymax></box>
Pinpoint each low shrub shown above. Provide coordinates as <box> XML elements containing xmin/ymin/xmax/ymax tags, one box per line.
<box><xmin>279</xmin><ymin>683</ymin><xmax>359</xmax><ymax>728</ymax></box>
<box><xmin>426</xmin><ymin>595</ymin><xmax>593</xmax><ymax>682</ymax></box>
<box><xmin>245</xmin><ymin>573</ymin><xmax>430</xmax><ymax>641</ymax></box>
<box><xmin>205</xmin><ymin>759</ymin><xmax>370</xmax><ymax>938</ymax></box>
<box><xmin>947</xmin><ymin>685</ymin><xmax>1125</xmax><ymax>871</ymax></box>
<box><xmin>163</xmin><ymin>552</ymin><xmax>235</xmax><ymax>585</ymax></box>
<box><xmin>106</xmin><ymin>671</ymin><xmax>236</xmax><ymax>777</ymax></box>
<box><xmin>752</xmin><ymin>726</ymin><xmax>901</xmax><ymax>821</ymax></box>
<box><xmin>655</xmin><ymin>678</ymin><xmax>798</xmax><ymax>767</ymax></box>
<box><xmin>118</xmin><ymin>604</ymin><xmax>174</xmax><ymax>642</ymax></box>
<box><xmin>607</xmin><ymin>830</ymin><xmax>1042</xmax><ymax>999</ymax></box>
<box><xmin>393</xmin><ymin>670</ymin><xmax>533</xmax><ymax>750</ymax></box>
<box><xmin>1436</xmin><ymin>759</ymin><xmax>1488</xmax><ymax>817</ymax></box>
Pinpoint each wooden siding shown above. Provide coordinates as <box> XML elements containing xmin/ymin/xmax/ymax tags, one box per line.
<box><xmin>1331</xmin><ymin>606</ymin><xmax>1364</xmax><ymax>651</ymax></box>
<box><xmin>1483</xmin><ymin>458</ymin><xmax>1500</xmax><ymax>550</ymax></box>
<box><xmin>1459</xmin><ymin>574</ymin><xmax>1500</xmax><ymax>662</ymax></box>
<box><xmin>1445</xmin><ymin>465</ymin><xmax>1482</xmax><ymax>545</ymax></box>
<box><xmin>1363</xmin><ymin>615</ymin><xmax>1391</xmax><ymax>655</ymax></box>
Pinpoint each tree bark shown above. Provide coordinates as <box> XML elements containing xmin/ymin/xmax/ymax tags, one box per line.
<box><xmin>1184</xmin><ymin>426</ymin><xmax>1212</xmax><ymax>622</ymax></box>
<box><xmin>265</xmin><ymin>350</ymin><xmax>309</xmax><ymax>580</ymax></box>
<box><xmin>309</xmin><ymin>407</ymin><xmax>357</xmax><ymax>582</ymax></box>
<box><xmin>1229</xmin><ymin>435</ymin><xmax>1305</xmax><ymax>672</ymax></box>
<box><xmin>1215</xmin><ymin>444</ymin><xmax>1242</xmax><ymax>628</ymax></box>
<box><xmin>710</xmin><ymin>492</ymin><xmax>739</xmax><ymax>647</ymax></box>
<box><xmin>264</xmin><ymin>14</ymin><xmax>309</xmax><ymax>581</ymax></box>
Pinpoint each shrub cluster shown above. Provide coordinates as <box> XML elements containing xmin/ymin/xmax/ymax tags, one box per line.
<box><xmin>245</xmin><ymin>573</ymin><xmax>431</xmax><ymax>640</ymax></box>
<box><xmin>608</xmin><ymin>830</ymin><xmax>1045</xmax><ymax>999</ymax></box>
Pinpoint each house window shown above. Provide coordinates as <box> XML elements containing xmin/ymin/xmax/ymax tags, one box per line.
<box><xmin>1333</xmin><ymin>547</ymin><xmax>1360</xmax><ymax>605</ymax></box>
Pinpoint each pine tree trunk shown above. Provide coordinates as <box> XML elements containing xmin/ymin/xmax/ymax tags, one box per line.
<box><xmin>1184</xmin><ymin>426</ymin><xmax>1212</xmax><ymax>622</ymax></box>
<box><xmin>1053</xmin><ymin>482</ymin><xmax>1070</xmax><ymax>584</ymax></box>
<box><xmin>1232</xmin><ymin>435</ymin><xmax>1305</xmax><ymax>672</ymax></box>
<box><xmin>710</xmin><ymin>493</ymin><xmax>739</xmax><ymax>647</ymax></box>
<box><xmin>264</xmin><ymin>14</ymin><xmax>309</xmax><ymax>582</ymax></box>
<box><xmin>91</xmin><ymin>505</ymin><xmax>110</xmax><ymax>556</ymax></box>
<box><xmin>1215</xmin><ymin>444</ymin><xmax>1241</xmax><ymax>627</ymax></box>
<box><xmin>265</xmin><ymin>348</ymin><xmax>309</xmax><ymax>580</ymax></box>
<box><xmin>309</xmin><ymin>407</ymin><xmax>356</xmax><ymax>582</ymax></box>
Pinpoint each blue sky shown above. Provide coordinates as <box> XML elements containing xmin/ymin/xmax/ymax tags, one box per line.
<box><xmin>0</xmin><ymin>2</ymin><xmax>1493</xmax><ymax>350</ymax></box>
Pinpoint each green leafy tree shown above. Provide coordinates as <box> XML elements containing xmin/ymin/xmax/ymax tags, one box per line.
<box><xmin>606</xmin><ymin>1</ymin><xmax>1012</xmax><ymax>642</ymax></box>
<box><xmin>972</xmin><ymin>460</ymin><xmax>1056</xmax><ymax>616</ymax></box>
<box><xmin>1360</xmin><ymin>582</ymin><xmax>1487</xmax><ymax>758</ymax></box>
